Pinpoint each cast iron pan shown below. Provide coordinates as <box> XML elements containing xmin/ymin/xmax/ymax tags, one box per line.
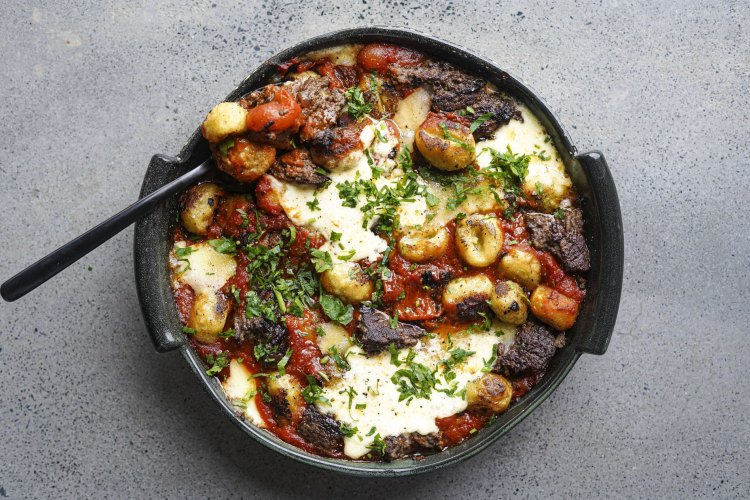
<box><xmin>134</xmin><ymin>26</ymin><xmax>624</xmax><ymax>476</ymax></box>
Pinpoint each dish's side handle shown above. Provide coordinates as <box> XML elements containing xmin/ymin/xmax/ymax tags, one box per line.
<box><xmin>575</xmin><ymin>151</ymin><xmax>624</xmax><ymax>355</ymax></box>
<box><xmin>134</xmin><ymin>154</ymin><xmax>188</xmax><ymax>353</ymax></box>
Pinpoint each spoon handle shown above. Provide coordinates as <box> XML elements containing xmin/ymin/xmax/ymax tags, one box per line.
<box><xmin>1</xmin><ymin>160</ymin><xmax>212</xmax><ymax>302</ymax></box>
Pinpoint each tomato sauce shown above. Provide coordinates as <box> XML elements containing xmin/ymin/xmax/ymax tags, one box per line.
<box><xmin>436</xmin><ymin>411</ymin><xmax>492</xmax><ymax>447</ymax></box>
<box><xmin>285</xmin><ymin>310</ymin><xmax>325</xmax><ymax>380</ymax></box>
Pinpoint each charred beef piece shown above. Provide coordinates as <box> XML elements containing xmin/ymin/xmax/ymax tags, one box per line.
<box><xmin>268</xmin><ymin>390</ymin><xmax>292</xmax><ymax>423</ymax></box>
<box><xmin>234</xmin><ymin>314</ymin><xmax>289</xmax><ymax>366</ymax></box>
<box><xmin>464</xmin><ymin>91</ymin><xmax>521</xmax><ymax>140</ymax></box>
<box><xmin>355</xmin><ymin>306</ymin><xmax>426</xmax><ymax>355</ymax></box>
<box><xmin>383</xmin><ymin>432</ymin><xmax>441</xmax><ymax>462</ymax></box>
<box><xmin>493</xmin><ymin>320</ymin><xmax>556</xmax><ymax>376</ymax></box>
<box><xmin>456</xmin><ymin>296</ymin><xmax>491</xmax><ymax>322</ymax></box>
<box><xmin>268</xmin><ymin>148</ymin><xmax>329</xmax><ymax>185</ymax></box>
<box><xmin>308</xmin><ymin>125</ymin><xmax>363</xmax><ymax>169</ymax></box>
<box><xmin>420</xmin><ymin>267</ymin><xmax>453</xmax><ymax>288</ymax></box>
<box><xmin>391</xmin><ymin>62</ymin><xmax>519</xmax><ymax>139</ymax></box>
<box><xmin>526</xmin><ymin>208</ymin><xmax>590</xmax><ymax>273</ymax></box>
<box><xmin>296</xmin><ymin>406</ymin><xmax>344</xmax><ymax>452</ymax></box>
<box><xmin>291</xmin><ymin>76</ymin><xmax>346</xmax><ymax>142</ymax></box>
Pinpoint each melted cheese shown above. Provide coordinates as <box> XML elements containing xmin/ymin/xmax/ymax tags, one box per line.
<box><xmin>275</xmin><ymin>120</ymin><xmax>405</xmax><ymax>262</ymax></box>
<box><xmin>171</xmin><ymin>241</ymin><xmax>236</xmax><ymax>292</ymax></box>
<box><xmin>222</xmin><ymin>360</ymin><xmax>265</xmax><ymax>428</ymax></box>
<box><xmin>393</xmin><ymin>86</ymin><xmax>431</xmax><ymax>149</ymax></box>
<box><xmin>476</xmin><ymin>105</ymin><xmax>571</xmax><ymax>211</ymax></box>
<box><xmin>319</xmin><ymin>322</ymin><xmax>517</xmax><ymax>459</ymax></box>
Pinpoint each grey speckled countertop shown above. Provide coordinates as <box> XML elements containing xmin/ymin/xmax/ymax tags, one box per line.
<box><xmin>1</xmin><ymin>1</ymin><xmax>748</xmax><ymax>498</ymax></box>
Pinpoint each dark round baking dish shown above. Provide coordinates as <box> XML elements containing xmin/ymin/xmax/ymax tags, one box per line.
<box><xmin>134</xmin><ymin>26</ymin><xmax>623</xmax><ymax>477</ymax></box>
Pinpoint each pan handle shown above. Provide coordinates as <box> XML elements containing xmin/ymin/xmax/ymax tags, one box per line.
<box><xmin>574</xmin><ymin>151</ymin><xmax>623</xmax><ymax>355</ymax></box>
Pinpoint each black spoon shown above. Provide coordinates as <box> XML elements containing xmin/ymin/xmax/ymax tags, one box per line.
<box><xmin>1</xmin><ymin>159</ymin><xmax>213</xmax><ymax>302</ymax></box>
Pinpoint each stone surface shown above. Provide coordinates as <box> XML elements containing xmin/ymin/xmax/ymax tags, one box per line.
<box><xmin>1</xmin><ymin>1</ymin><xmax>748</xmax><ymax>498</ymax></box>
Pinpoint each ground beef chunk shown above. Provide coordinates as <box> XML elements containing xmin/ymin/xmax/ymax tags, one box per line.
<box><xmin>464</xmin><ymin>91</ymin><xmax>521</xmax><ymax>140</ymax></box>
<box><xmin>392</xmin><ymin>62</ymin><xmax>482</xmax><ymax>109</ymax></box>
<box><xmin>355</xmin><ymin>306</ymin><xmax>426</xmax><ymax>355</ymax></box>
<box><xmin>391</xmin><ymin>62</ymin><xmax>519</xmax><ymax>139</ymax></box>
<box><xmin>309</xmin><ymin>124</ymin><xmax>364</xmax><ymax>169</ymax></box>
<box><xmin>493</xmin><ymin>320</ymin><xmax>557</xmax><ymax>376</ymax></box>
<box><xmin>526</xmin><ymin>208</ymin><xmax>591</xmax><ymax>273</ymax></box>
<box><xmin>420</xmin><ymin>267</ymin><xmax>453</xmax><ymax>288</ymax></box>
<box><xmin>456</xmin><ymin>296</ymin><xmax>492</xmax><ymax>322</ymax></box>
<box><xmin>383</xmin><ymin>432</ymin><xmax>441</xmax><ymax>462</ymax></box>
<box><xmin>233</xmin><ymin>314</ymin><xmax>289</xmax><ymax>366</ymax></box>
<box><xmin>268</xmin><ymin>147</ymin><xmax>328</xmax><ymax>185</ymax></box>
<box><xmin>291</xmin><ymin>76</ymin><xmax>346</xmax><ymax>142</ymax></box>
<box><xmin>296</xmin><ymin>406</ymin><xmax>344</xmax><ymax>453</ymax></box>
<box><xmin>268</xmin><ymin>390</ymin><xmax>292</xmax><ymax>423</ymax></box>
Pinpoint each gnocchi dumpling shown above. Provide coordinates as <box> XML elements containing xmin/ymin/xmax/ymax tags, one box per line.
<box><xmin>530</xmin><ymin>285</ymin><xmax>580</xmax><ymax>331</ymax></box>
<box><xmin>202</xmin><ymin>102</ymin><xmax>248</xmax><ymax>143</ymax></box>
<box><xmin>415</xmin><ymin>113</ymin><xmax>476</xmax><ymax>171</ymax></box>
<box><xmin>455</xmin><ymin>214</ymin><xmax>504</xmax><ymax>267</ymax></box>
<box><xmin>320</xmin><ymin>262</ymin><xmax>374</xmax><ymax>303</ymax></box>
<box><xmin>398</xmin><ymin>227</ymin><xmax>450</xmax><ymax>262</ymax></box>
<box><xmin>499</xmin><ymin>248</ymin><xmax>542</xmax><ymax>291</ymax></box>
<box><xmin>180</xmin><ymin>183</ymin><xmax>223</xmax><ymax>235</ymax></box>
<box><xmin>489</xmin><ymin>280</ymin><xmax>529</xmax><ymax>325</ymax></box>
<box><xmin>466</xmin><ymin>373</ymin><xmax>513</xmax><ymax>413</ymax></box>
<box><xmin>188</xmin><ymin>290</ymin><xmax>230</xmax><ymax>343</ymax></box>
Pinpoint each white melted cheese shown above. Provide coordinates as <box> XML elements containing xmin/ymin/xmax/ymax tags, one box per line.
<box><xmin>475</xmin><ymin>105</ymin><xmax>572</xmax><ymax>211</ymax></box>
<box><xmin>171</xmin><ymin>241</ymin><xmax>236</xmax><ymax>292</ymax></box>
<box><xmin>222</xmin><ymin>360</ymin><xmax>265</xmax><ymax>428</ymax></box>
<box><xmin>320</xmin><ymin>322</ymin><xmax>517</xmax><ymax>459</ymax></box>
<box><xmin>276</xmin><ymin>120</ymin><xmax>408</xmax><ymax>262</ymax></box>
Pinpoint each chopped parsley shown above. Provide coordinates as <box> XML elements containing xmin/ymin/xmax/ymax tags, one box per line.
<box><xmin>481</xmin><ymin>344</ymin><xmax>499</xmax><ymax>373</ymax></box>
<box><xmin>207</xmin><ymin>238</ymin><xmax>237</xmax><ymax>255</ymax></box>
<box><xmin>301</xmin><ymin>375</ymin><xmax>329</xmax><ymax>405</ymax></box>
<box><xmin>217</xmin><ymin>139</ymin><xmax>235</xmax><ymax>157</ymax></box>
<box><xmin>390</xmin><ymin>350</ymin><xmax>438</xmax><ymax>403</ymax></box>
<box><xmin>328</xmin><ymin>345</ymin><xmax>351</xmax><ymax>371</ymax></box>
<box><xmin>310</xmin><ymin>248</ymin><xmax>333</xmax><ymax>272</ymax></box>
<box><xmin>469</xmin><ymin>112</ymin><xmax>494</xmax><ymax>133</ymax></box>
<box><xmin>367</xmin><ymin>433</ymin><xmax>387</xmax><ymax>456</ymax></box>
<box><xmin>277</xmin><ymin>348</ymin><xmax>292</xmax><ymax>376</ymax></box>
<box><xmin>306</xmin><ymin>197</ymin><xmax>320</xmax><ymax>211</ymax></box>
<box><xmin>236</xmin><ymin>208</ymin><xmax>251</xmax><ymax>228</ymax></box>
<box><xmin>439</xmin><ymin>122</ymin><xmax>474</xmax><ymax>152</ymax></box>
<box><xmin>337</xmin><ymin>249</ymin><xmax>356</xmax><ymax>261</ymax></box>
<box><xmin>175</xmin><ymin>246</ymin><xmax>194</xmax><ymax>271</ymax></box>
<box><xmin>344</xmin><ymin>87</ymin><xmax>372</xmax><ymax>120</ymax></box>
<box><xmin>217</xmin><ymin>328</ymin><xmax>236</xmax><ymax>339</ymax></box>
<box><xmin>205</xmin><ymin>351</ymin><xmax>229</xmax><ymax>376</ymax></box>
<box><xmin>319</xmin><ymin>292</ymin><xmax>354</xmax><ymax>325</ymax></box>
<box><xmin>181</xmin><ymin>326</ymin><xmax>196</xmax><ymax>335</ymax></box>
<box><xmin>340</xmin><ymin>423</ymin><xmax>358</xmax><ymax>437</ymax></box>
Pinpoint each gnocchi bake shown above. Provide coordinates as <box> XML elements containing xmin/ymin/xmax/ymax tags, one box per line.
<box><xmin>169</xmin><ymin>43</ymin><xmax>590</xmax><ymax>461</ymax></box>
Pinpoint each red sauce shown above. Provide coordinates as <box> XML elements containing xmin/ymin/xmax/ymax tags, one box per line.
<box><xmin>511</xmin><ymin>372</ymin><xmax>545</xmax><ymax>402</ymax></box>
<box><xmin>173</xmin><ymin>283</ymin><xmax>194</xmax><ymax>323</ymax></box>
<box><xmin>436</xmin><ymin>411</ymin><xmax>491</xmax><ymax>447</ymax></box>
<box><xmin>537</xmin><ymin>252</ymin><xmax>585</xmax><ymax>302</ymax></box>
<box><xmin>285</xmin><ymin>310</ymin><xmax>325</xmax><ymax>379</ymax></box>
